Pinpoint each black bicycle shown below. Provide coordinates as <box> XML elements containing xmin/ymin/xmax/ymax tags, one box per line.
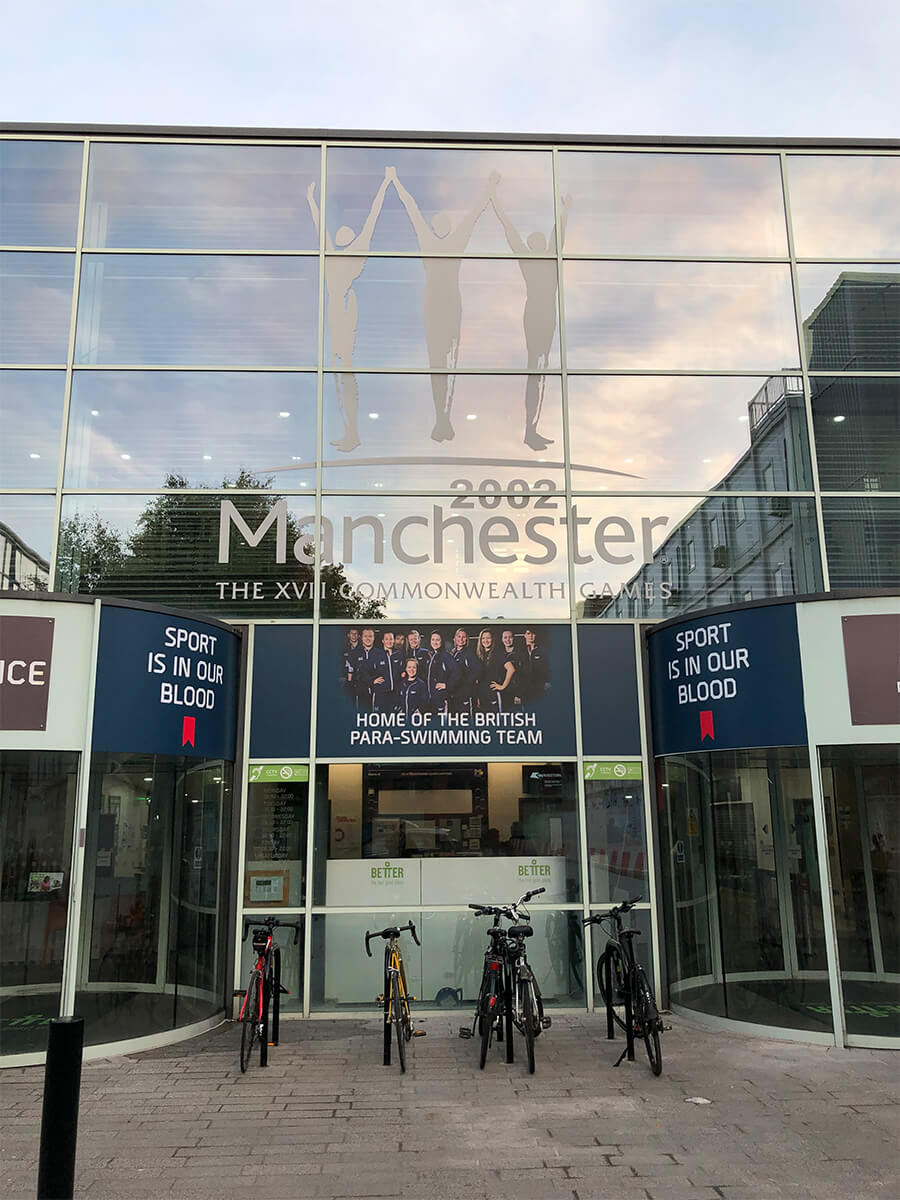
<box><xmin>365</xmin><ymin>921</ymin><xmax>424</xmax><ymax>1071</ymax></box>
<box><xmin>584</xmin><ymin>896</ymin><xmax>663</xmax><ymax>1075</ymax></box>
<box><xmin>460</xmin><ymin>887</ymin><xmax>550</xmax><ymax>1074</ymax></box>
<box><xmin>237</xmin><ymin>915</ymin><xmax>301</xmax><ymax>1073</ymax></box>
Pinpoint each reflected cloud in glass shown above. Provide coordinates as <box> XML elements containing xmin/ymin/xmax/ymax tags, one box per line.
<box><xmin>0</xmin><ymin>371</ymin><xmax>66</xmax><ymax>487</ymax></box>
<box><xmin>557</xmin><ymin>152</ymin><xmax>788</xmax><ymax>257</ymax></box>
<box><xmin>74</xmin><ymin>255</ymin><xmax>319</xmax><ymax>365</ymax></box>
<box><xmin>0</xmin><ymin>496</ymin><xmax>54</xmax><ymax>590</ymax></box>
<box><xmin>0</xmin><ymin>140</ymin><xmax>83</xmax><ymax>247</ymax></box>
<box><xmin>325</xmin><ymin>147</ymin><xmax>555</xmax><ymax>255</ymax></box>
<box><xmin>0</xmin><ymin>252</ymin><xmax>75</xmax><ymax>362</ymax></box>
<box><xmin>319</xmin><ymin>374</ymin><xmax>564</xmax><ymax>490</ymax></box>
<box><xmin>321</xmin><ymin>494</ymin><xmax>570</xmax><ymax>620</ymax></box>
<box><xmin>798</xmin><ymin>265</ymin><xmax>900</xmax><ymax>371</ymax></box>
<box><xmin>567</xmin><ymin>375</ymin><xmax>812</xmax><ymax>492</ymax></box>
<box><xmin>787</xmin><ymin>156</ymin><xmax>900</xmax><ymax>260</ymax></box>
<box><xmin>563</xmin><ymin>260</ymin><xmax>799</xmax><ymax>371</ymax></box>
<box><xmin>65</xmin><ymin>371</ymin><xmax>317</xmax><ymax>489</ymax></box>
<box><xmin>84</xmin><ymin>143</ymin><xmax>321</xmax><ymax>249</ymax></box>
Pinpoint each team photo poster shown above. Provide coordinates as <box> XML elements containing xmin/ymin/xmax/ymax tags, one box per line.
<box><xmin>317</xmin><ymin>622</ymin><xmax>575</xmax><ymax>758</ymax></box>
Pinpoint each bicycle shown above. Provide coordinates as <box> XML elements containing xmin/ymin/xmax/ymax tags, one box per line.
<box><xmin>365</xmin><ymin>921</ymin><xmax>425</xmax><ymax>1071</ymax></box>
<box><xmin>584</xmin><ymin>896</ymin><xmax>663</xmax><ymax>1076</ymax></box>
<box><xmin>237</xmin><ymin>915</ymin><xmax>301</xmax><ymax>1073</ymax></box>
<box><xmin>460</xmin><ymin>887</ymin><xmax>550</xmax><ymax>1074</ymax></box>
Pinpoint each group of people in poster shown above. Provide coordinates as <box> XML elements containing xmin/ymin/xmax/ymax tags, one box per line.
<box><xmin>341</xmin><ymin>626</ymin><xmax>551</xmax><ymax>719</ymax></box>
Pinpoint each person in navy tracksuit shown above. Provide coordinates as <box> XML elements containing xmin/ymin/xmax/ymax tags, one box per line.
<box><xmin>475</xmin><ymin>628</ymin><xmax>516</xmax><ymax>713</ymax></box>
<box><xmin>398</xmin><ymin>657</ymin><xmax>430</xmax><ymax>717</ymax></box>
<box><xmin>450</xmin><ymin>627</ymin><xmax>478</xmax><ymax>716</ymax></box>
<box><xmin>426</xmin><ymin>629</ymin><xmax>459</xmax><ymax>713</ymax></box>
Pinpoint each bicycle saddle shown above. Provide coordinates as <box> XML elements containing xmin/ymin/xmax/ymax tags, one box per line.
<box><xmin>508</xmin><ymin>924</ymin><xmax>533</xmax><ymax>938</ymax></box>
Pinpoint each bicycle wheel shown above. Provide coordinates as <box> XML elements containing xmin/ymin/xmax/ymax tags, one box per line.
<box><xmin>395</xmin><ymin>1001</ymin><xmax>407</xmax><ymax>1073</ymax></box>
<box><xmin>596</xmin><ymin>947</ymin><xmax>628</xmax><ymax>1032</ymax></box>
<box><xmin>398</xmin><ymin>960</ymin><xmax>413</xmax><ymax>1041</ymax></box>
<box><xmin>239</xmin><ymin>974</ymin><xmax>260</xmax><ymax>1073</ymax></box>
<box><xmin>383</xmin><ymin>945</ymin><xmax>393</xmax><ymax>1064</ymax></box>
<box><xmin>478</xmin><ymin>971</ymin><xmax>497</xmax><ymax>1069</ymax></box>
<box><xmin>633</xmin><ymin>967</ymin><xmax>662</xmax><ymax>1076</ymax></box>
<box><xmin>520</xmin><ymin>979</ymin><xmax>536</xmax><ymax>1075</ymax></box>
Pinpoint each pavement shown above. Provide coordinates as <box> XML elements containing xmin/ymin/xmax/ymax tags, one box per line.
<box><xmin>1</xmin><ymin>1014</ymin><xmax>898</xmax><ymax>1200</ymax></box>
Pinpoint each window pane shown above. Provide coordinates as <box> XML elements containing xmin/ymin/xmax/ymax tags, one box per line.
<box><xmin>85</xmin><ymin>143</ymin><xmax>321</xmax><ymax>249</ymax></box>
<box><xmin>74</xmin><ymin>254</ymin><xmax>319</xmax><ymax>365</ymax></box>
<box><xmin>324</xmin><ymin>147</ymin><xmax>554</xmax><ymax>255</ymax></box>
<box><xmin>557</xmin><ymin>151</ymin><xmax>788</xmax><ymax>257</ymax></box>
<box><xmin>0</xmin><ymin>751</ymin><xmax>79</xmax><ymax>1054</ymax></box>
<box><xmin>568</xmin><ymin>376</ymin><xmax>812</xmax><ymax>491</ymax></box>
<box><xmin>563</xmin><ymin>261</ymin><xmax>799</xmax><ymax>371</ymax></box>
<box><xmin>321</xmin><ymin>374</ymin><xmax>564</xmax><ymax>489</ymax></box>
<box><xmin>787</xmin><ymin>156</ymin><xmax>900</xmax><ymax>259</ymax></box>
<box><xmin>310</xmin><ymin>907</ymin><xmax>585</xmax><ymax>1010</ymax></box>
<box><xmin>0</xmin><ymin>496</ymin><xmax>54</xmax><ymax>590</ymax></box>
<box><xmin>585</xmin><ymin>776</ymin><xmax>648</xmax><ymax>903</ymax></box>
<box><xmin>822</xmin><ymin>498</ymin><xmax>900</xmax><ymax>590</ymax></box>
<box><xmin>820</xmin><ymin>744</ymin><xmax>900</xmax><ymax>1038</ymax></box>
<box><xmin>319</xmin><ymin>494</ymin><xmax>570</xmax><ymax>620</ymax></box>
<box><xmin>0</xmin><ymin>252</ymin><xmax>74</xmax><ymax>363</ymax></box>
<box><xmin>574</xmin><ymin>496</ymin><xmax>823</xmax><ymax>619</ymax></box>
<box><xmin>312</xmin><ymin>761</ymin><xmax>581</xmax><ymax>905</ymax></box>
<box><xmin>810</xmin><ymin>377</ymin><xmax>900</xmax><ymax>491</ymax></box>
<box><xmin>799</xmin><ymin>266</ymin><xmax>900</xmax><ymax>371</ymax></box>
<box><xmin>65</xmin><ymin>371</ymin><xmax>317</xmax><ymax>488</ymax></box>
<box><xmin>56</xmin><ymin>492</ymin><xmax>318</xmax><ymax>617</ymax></box>
<box><xmin>244</xmin><ymin>775</ymin><xmax>308</xmax><ymax>909</ymax></box>
<box><xmin>0</xmin><ymin>371</ymin><xmax>66</xmax><ymax>487</ymax></box>
<box><xmin>0</xmin><ymin>140</ymin><xmax>83</xmax><ymax>246</ymax></box>
<box><xmin>325</xmin><ymin>256</ymin><xmax>559</xmax><ymax>369</ymax></box>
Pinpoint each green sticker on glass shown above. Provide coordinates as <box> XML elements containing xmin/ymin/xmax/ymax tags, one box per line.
<box><xmin>583</xmin><ymin>761</ymin><xmax>643</xmax><ymax>781</ymax></box>
<box><xmin>248</xmin><ymin>763</ymin><xmax>309</xmax><ymax>783</ymax></box>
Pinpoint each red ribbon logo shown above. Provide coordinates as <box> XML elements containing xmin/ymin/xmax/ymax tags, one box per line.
<box><xmin>182</xmin><ymin>716</ymin><xmax>196</xmax><ymax>746</ymax></box>
<box><xmin>699</xmin><ymin>710</ymin><xmax>715</xmax><ymax>741</ymax></box>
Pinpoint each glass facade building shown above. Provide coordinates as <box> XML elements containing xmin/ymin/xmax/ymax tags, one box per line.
<box><xmin>0</xmin><ymin>128</ymin><xmax>897</xmax><ymax>1062</ymax></box>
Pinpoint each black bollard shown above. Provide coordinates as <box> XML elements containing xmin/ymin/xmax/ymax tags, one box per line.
<box><xmin>36</xmin><ymin>1016</ymin><xmax>84</xmax><ymax>1200</ymax></box>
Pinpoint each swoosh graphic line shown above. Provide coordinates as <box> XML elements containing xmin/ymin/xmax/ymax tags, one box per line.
<box><xmin>251</xmin><ymin>456</ymin><xmax>644</xmax><ymax>480</ymax></box>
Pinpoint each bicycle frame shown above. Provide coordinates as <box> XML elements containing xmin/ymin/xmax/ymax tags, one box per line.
<box><xmin>239</xmin><ymin>916</ymin><xmax>300</xmax><ymax>1070</ymax></box>
<box><xmin>365</xmin><ymin>921</ymin><xmax>420</xmax><ymax>1068</ymax></box>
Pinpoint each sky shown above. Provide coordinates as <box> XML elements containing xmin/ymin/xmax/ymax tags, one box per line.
<box><xmin>2</xmin><ymin>0</ymin><xmax>898</xmax><ymax>138</ymax></box>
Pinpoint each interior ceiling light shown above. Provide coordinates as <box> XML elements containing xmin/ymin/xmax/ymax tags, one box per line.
<box><xmin>279</xmin><ymin>411</ymin><xmax>291</xmax><ymax>418</ymax></box>
<box><xmin>833</xmin><ymin>414</ymin><xmax>846</xmax><ymax>423</ymax></box>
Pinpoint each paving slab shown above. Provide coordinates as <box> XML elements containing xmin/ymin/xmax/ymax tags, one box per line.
<box><xmin>1</xmin><ymin>1014</ymin><xmax>897</xmax><ymax>1200</ymax></box>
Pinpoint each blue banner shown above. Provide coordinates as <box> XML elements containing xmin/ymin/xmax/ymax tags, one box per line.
<box><xmin>249</xmin><ymin>625</ymin><xmax>313</xmax><ymax>758</ymax></box>
<box><xmin>317</xmin><ymin>622</ymin><xmax>575</xmax><ymax>758</ymax></box>
<box><xmin>648</xmin><ymin>603</ymin><xmax>807</xmax><ymax>755</ymax></box>
<box><xmin>93</xmin><ymin>605</ymin><xmax>240</xmax><ymax>758</ymax></box>
<box><xmin>577</xmin><ymin>625</ymin><xmax>642</xmax><ymax>755</ymax></box>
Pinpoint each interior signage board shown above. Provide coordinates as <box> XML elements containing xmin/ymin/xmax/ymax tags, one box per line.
<box><xmin>648</xmin><ymin>603</ymin><xmax>807</xmax><ymax>755</ymax></box>
<box><xmin>93</xmin><ymin>605</ymin><xmax>240</xmax><ymax>757</ymax></box>
<box><xmin>248</xmin><ymin>625</ymin><xmax>312</xmax><ymax>758</ymax></box>
<box><xmin>317</xmin><ymin>622</ymin><xmax>575</xmax><ymax>758</ymax></box>
<box><xmin>842</xmin><ymin>614</ymin><xmax>900</xmax><ymax>726</ymax></box>
<box><xmin>0</xmin><ymin>615</ymin><xmax>54</xmax><ymax>731</ymax></box>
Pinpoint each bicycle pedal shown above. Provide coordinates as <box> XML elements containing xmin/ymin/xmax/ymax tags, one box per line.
<box><xmin>541</xmin><ymin>1016</ymin><xmax>552</xmax><ymax>1029</ymax></box>
<box><xmin>412</xmin><ymin>1029</ymin><xmax>427</xmax><ymax>1037</ymax></box>
<box><xmin>278</xmin><ymin>984</ymin><xmax>290</xmax><ymax>995</ymax></box>
<box><xmin>458</xmin><ymin>1027</ymin><xmax>473</xmax><ymax>1039</ymax></box>
<box><xmin>376</xmin><ymin>994</ymin><xmax>384</xmax><ymax>1002</ymax></box>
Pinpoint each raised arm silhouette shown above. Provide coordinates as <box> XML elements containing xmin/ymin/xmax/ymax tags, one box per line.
<box><xmin>491</xmin><ymin>184</ymin><xmax>571</xmax><ymax>450</ymax></box>
<box><xmin>308</xmin><ymin>171</ymin><xmax>391</xmax><ymax>451</ymax></box>
<box><xmin>388</xmin><ymin>166</ymin><xmax>499</xmax><ymax>442</ymax></box>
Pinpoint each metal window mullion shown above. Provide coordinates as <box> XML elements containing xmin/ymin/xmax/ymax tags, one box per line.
<box><xmin>780</xmin><ymin>152</ymin><xmax>831</xmax><ymax>591</ymax></box>
<box><xmin>232</xmin><ymin>623</ymin><xmax>256</xmax><ymax>1005</ymax></box>
<box><xmin>47</xmin><ymin>138</ymin><xmax>90</xmax><ymax>586</ymax></box>
<box><xmin>807</xmin><ymin>745</ymin><xmax>847</xmax><ymax>1047</ymax></box>
<box><xmin>59</xmin><ymin>598</ymin><xmax>101</xmax><ymax>1016</ymax></box>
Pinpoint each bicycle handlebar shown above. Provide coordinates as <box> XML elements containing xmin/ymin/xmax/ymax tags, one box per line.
<box><xmin>364</xmin><ymin>920</ymin><xmax>420</xmax><ymax>958</ymax></box>
<box><xmin>582</xmin><ymin>895</ymin><xmax>643</xmax><ymax>927</ymax></box>
<box><xmin>468</xmin><ymin>887</ymin><xmax>546</xmax><ymax>920</ymax></box>
<box><xmin>241</xmin><ymin>916</ymin><xmax>302</xmax><ymax>945</ymax></box>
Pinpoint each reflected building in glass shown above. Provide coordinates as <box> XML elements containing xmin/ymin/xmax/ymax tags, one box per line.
<box><xmin>0</xmin><ymin>127</ymin><xmax>897</xmax><ymax>1060</ymax></box>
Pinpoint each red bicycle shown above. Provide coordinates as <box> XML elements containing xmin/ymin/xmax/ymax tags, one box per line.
<box><xmin>238</xmin><ymin>915</ymin><xmax>301</xmax><ymax>1072</ymax></box>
